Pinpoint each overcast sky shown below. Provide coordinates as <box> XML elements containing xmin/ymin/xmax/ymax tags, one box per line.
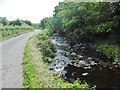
<box><xmin>0</xmin><ymin>0</ymin><xmax>64</xmax><ymax>23</ymax></box>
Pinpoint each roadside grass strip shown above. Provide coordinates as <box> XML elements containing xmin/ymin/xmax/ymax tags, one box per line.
<box><xmin>22</xmin><ymin>40</ymin><xmax>43</xmax><ymax>88</ymax></box>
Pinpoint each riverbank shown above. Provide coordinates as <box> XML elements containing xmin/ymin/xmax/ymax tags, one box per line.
<box><xmin>22</xmin><ymin>35</ymin><xmax>59</xmax><ymax>88</ymax></box>
<box><xmin>22</xmin><ymin>31</ymin><xmax>95</xmax><ymax>89</ymax></box>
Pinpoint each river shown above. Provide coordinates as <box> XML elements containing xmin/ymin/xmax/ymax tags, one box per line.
<box><xmin>48</xmin><ymin>34</ymin><xmax>119</xmax><ymax>89</ymax></box>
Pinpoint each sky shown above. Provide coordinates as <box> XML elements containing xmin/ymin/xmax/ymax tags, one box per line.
<box><xmin>0</xmin><ymin>0</ymin><xmax>64</xmax><ymax>23</ymax></box>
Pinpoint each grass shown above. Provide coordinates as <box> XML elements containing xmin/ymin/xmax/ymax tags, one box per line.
<box><xmin>22</xmin><ymin>39</ymin><xmax>43</xmax><ymax>88</ymax></box>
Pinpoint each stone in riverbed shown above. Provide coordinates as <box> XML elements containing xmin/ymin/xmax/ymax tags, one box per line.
<box><xmin>81</xmin><ymin>46</ymin><xmax>86</xmax><ymax>50</ymax></box>
<box><xmin>89</xmin><ymin>61</ymin><xmax>97</xmax><ymax>66</ymax></box>
<box><xmin>71</xmin><ymin>52</ymin><xmax>76</xmax><ymax>56</ymax></box>
<box><xmin>85</xmin><ymin>63</ymin><xmax>91</xmax><ymax>67</ymax></box>
<box><xmin>74</xmin><ymin>62</ymin><xmax>81</xmax><ymax>67</ymax></box>
<box><xmin>70</xmin><ymin>62</ymin><xmax>74</xmax><ymax>65</ymax></box>
<box><xmin>82</xmin><ymin>73</ymin><xmax>88</xmax><ymax>76</ymax></box>
<box><xmin>73</xmin><ymin>63</ymin><xmax>78</xmax><ymax>67</ymax></box>
<box><xmin>83</xmin><ymin>66</ymin><xmax>91</xmax><ymax>69</ymax></box>
<box><xmin>88</xmin><ymin>57</ymin><xmax>92</xmax><ymax>60</ymax></box>
<box><xmin>65</xmin><ymin>52</ymin><xmax>70</xmax><ymax>57</ymax></box>
<box><xmin>54</xmin><ymin>66</ymin><xmax>64</xmax><ymax>72</ymax></box>
<box><xmin>48</xmin><ymin>65</ymin><xmax>54</xmax><ymax>70</ymax></box>
<box><xmin>79</xmin><ymin>60</ymin><xmax>86</xmax><ymax>65</ymax></box>
<box><xmin>96</xmin><ymin>49</ymin><xmax>100</xmax><ymax>52</ymax></box>
<box><xmin>77</xmin><ymin>55</ymin><xmax>83</xmax><ymax>59</ymax></box>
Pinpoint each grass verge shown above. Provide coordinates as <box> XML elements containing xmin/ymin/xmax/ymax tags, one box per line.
<box><xmin>22</xmin><ymin>38</ymin><xmax>43</xmax><ymax>88</ymax></box>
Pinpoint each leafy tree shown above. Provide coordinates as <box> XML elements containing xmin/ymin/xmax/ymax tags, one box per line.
<box><xmin>0</xmin><ymin>17</ymin><xmax>9</xmax><ymax>26</ymax></box>
<box><xmin>23</xmin><ymin>20</ymin><xmax>32</xmax><ymax>26</ymax></box>
<box><xmin>9</xmin><ymin>19</ymin><xmax>22</xmax><ymax>26</ymax></box>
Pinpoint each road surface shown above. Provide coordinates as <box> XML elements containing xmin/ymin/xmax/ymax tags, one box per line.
<box><xmin>0</xmin><ymin>30</ymin><xmax>40</xmax><ymax>88</ymax></box>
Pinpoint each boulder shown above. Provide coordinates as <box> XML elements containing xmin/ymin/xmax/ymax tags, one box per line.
<box><xmin>88</xmin><ymin>57</ymin><xmax>92</xmax><ymax>60</ymax></box>
<box><xmin>48</xmin><ymin>65</ymin><xmax>54</xmax><ymax>70</ymax></box>
<box><xmin>96</xmin><ymin>49</ymin><xmax>100</xmax><ymax>52</ymax></box>
<box><xmin>65</xmin><ymin>52</ymin><xmax>70</xmax><ymax>56</ymax></box>
<box><xmin>71</xmin><ymin>52</ymin><xmax>76</xmax><ymax>56</ymax></box>
<box><xmin>77</xmin><ymin>55</ymin><xmax>83</xmax><ymax>59</ymax></box>
<box><xmin>89</xmin><ymin>61</ymin><xmax>97</xmax><ymax>66</ymax></box>
<box><xmin>82</xmin><ymin>72</ymin><xmax>88</xmax><ymax>76</ymax></box>
<box><xmin>81</xmin><ymin>46</ymin><xmax>86</xmax><ymax>50</ymax></box>
<box><xmin>79</xmin><ymin>60</ymin><xmax>86</xmax><ymax>65</ymax></box>
<box><xmin>83</xmin><ymin>66</ymin><xmax>91</xmax><ymax>69</ymax></box>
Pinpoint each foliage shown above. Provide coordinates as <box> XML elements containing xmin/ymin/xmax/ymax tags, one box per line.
<box><xmin>40</xmin><ymin>2</ymin><xmax>119</xmax><ymax>41</ymax></box>
<box><xmin>98</xmin><ymin>44</ymin><xmax>120</xmax><ymax>67</ymax></box>
<box><xmin>37</xmin><ymin>29</ymin><xmax>56</xmax><ymax>63</ymax></box>
<box><xmin>9</xmin><ymin>19</ymin><xmax>22</xmax><ymax>26</ymax></box>
<box><xmin>0</xmin><ymin>17</ymin><xmax>38</xmax><ymax>41</ymax></box>
<box><xmin>0</xmin><ymin>17</ymin><xmax>9</xmax><ymax>26</ymax></box>
<box><xmin>23</xmin><ymin>20</ymin><xmax>32</xmax><ymax>26</ymax></box>
<box><xmin>55</xmin><ymin>78</ymin><xmax>95</xmax><ymax>89</ymax></box>
<box><xmin>40</xmin><ymin>1</ymin><xmax>120</xmax><ymax>66</ymax></box>
<box><xmin>0</xmin><ymin>25</ymin><xmax>34</xmax><ymax>40</ymax></box>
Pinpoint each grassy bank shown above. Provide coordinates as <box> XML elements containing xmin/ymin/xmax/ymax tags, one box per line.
<box><xmin>22</xmin><ymin>31</ymin><xmax>95</xmax><ymax>89</ymax></box>
<box><xmin>22</xmin><ymin>35</ymin><xmax>60</xmax><ymax>88</ymax></box>
<box><xmin>98</xmin><ymin>43</ymin><xmax>120</xmax><ymax>67</ymax></box>
<box><xmin>0</xmin><ymin>26</ymin><xmax>34</xmax><ymax>41</ymax></box>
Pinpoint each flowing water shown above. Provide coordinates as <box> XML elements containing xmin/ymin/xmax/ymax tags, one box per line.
<box><xmin>48</xmin><ymin>34</ymin><xmax>120</xmax><ymax>89</ymax></box>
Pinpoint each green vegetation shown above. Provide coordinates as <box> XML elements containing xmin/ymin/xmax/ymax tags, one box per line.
<box><xmin>37</xmin><ymin>29</ymin><xmax>56</xmax><ymax>63</ymax></box>
<box><xmin>40</xmin><ymin>1</ymin><xmax>120</xmax><ymax>67</ymax></box>
<box><xmin>98</xmin><ymin>43</ymin><xmax>120</xmax><ymax>67</ymax></box>
<box><xmin>0</xmin><ymin>25</ymin><xmax>34</xmax><ymax>40</ymax></box>
<box><xmin>0</xmin><ymin>17</ymin><xmax>36</xmax><ymax>41</ymax></box>
<box><xmin>22</xmin><ymin>41</ymin><xmax>43</xmax><ymax>88</ymax></box>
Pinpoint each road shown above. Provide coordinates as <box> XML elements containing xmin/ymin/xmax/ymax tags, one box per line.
<box><xmin>0</xmin><ymin>30</ymin><xmax>40</xmax><ymax>88</ymax></box>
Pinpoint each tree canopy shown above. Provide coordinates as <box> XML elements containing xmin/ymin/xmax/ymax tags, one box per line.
<box><xmin>40</xmin><ymin>1</ymin><xmax>120</xmax><ymax>43</ymax></box>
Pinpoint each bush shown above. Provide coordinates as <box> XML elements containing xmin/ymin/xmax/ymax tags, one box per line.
<box><xmin>54</xmin><ymin>78</ymin><xmax>96</xmax><ymax>89</ymax></box>
<box><xmin>98</xmin><ymin>44</ymin><xmax>120</xmax><ymax>67</ymax></box>
<box><xmin>37</xmin><ymin>29</ymin><xmax>56</xmax><ymax>63</ymax></box>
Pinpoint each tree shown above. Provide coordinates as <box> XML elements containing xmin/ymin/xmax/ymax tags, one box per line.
<box><xmin>0</xmin><ymin>17</ymin><xmax>8</xmax><ymax>26</ymax></box>
<box><xmin>24</xmin><ymin>20</ymin><xmax>32</xmax><ymax>26</ymax></box>
<box><xmin>9</xmin><ymin>19</ymin><xmax>22</xmax><ymax>26</ymax></box>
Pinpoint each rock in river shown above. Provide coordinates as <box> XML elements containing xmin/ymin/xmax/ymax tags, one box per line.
<box><xmin>79</xmin><ymin>60</ymin><xmax>86</xmax><ymax>65</ymax></box>
<box><xmin>82</xmin><ymin>72</ymin><xmax>88</xmax><ymax>76</ymax></box>
<box><xmin>88</xmin><ymin>57</ymin><xmax>92</xmax><ymax>60</ymax></box>
<box><xmin>77</xmin><ymin>55</ymin><xmax>83</xmax><ymax>59</ymax></box>
<box><xmin>71</xmin><ymin>52</ymin><xmax>76</xmax><ymax>56</ymax></box>
<box><xmin>89</xmin><ymin>61</ymin><xmax>97</xmax><ymax>66</ymax></box>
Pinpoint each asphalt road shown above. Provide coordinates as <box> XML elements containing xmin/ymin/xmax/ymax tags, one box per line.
<box><xmin>0</xmin><ymin>30</ymin><xmax>40</xmax><ymax>88</ymax></box>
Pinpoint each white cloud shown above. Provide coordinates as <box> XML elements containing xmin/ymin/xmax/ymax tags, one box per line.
<box><xmin>0</xmin><ymin>0</ymin><xmax>64</xmax><ymax>23</ymax></box>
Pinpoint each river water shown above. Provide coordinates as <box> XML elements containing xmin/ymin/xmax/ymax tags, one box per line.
<box><xmin>48</xmin><ymin>34</ymin><xmax>119</xmax><ymax>89</ymax></box>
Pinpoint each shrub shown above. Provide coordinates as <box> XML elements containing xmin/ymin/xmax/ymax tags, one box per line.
<box><xmin>98</xmin><ymin>44</ymin><xmax>120</xmax><ymax>67</ymax></box>
<box><xmin>38</xmin><ymin>29</ymin><xmax>56</xmax><ymax>63</ymax></box>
